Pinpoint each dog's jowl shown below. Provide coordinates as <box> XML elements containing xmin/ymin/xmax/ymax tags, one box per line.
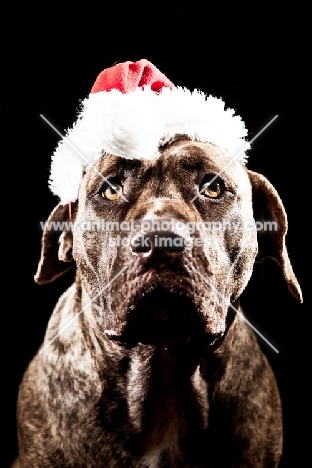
<box><xmin>15</xmin><ymin>60</ymin><xmax>302</xmax><ymax>467</ymax></box>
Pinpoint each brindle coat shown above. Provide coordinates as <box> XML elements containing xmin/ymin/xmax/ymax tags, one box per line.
<box><xmin>16</xmin><ymin>140</ymin><xmax>302</xmax><ymax>467</ymax></box>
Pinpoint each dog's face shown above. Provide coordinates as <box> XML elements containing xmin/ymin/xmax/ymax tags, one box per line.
<box><xmin>36</xmin><ymin>139</ymin><xmax>302</xmax><ymax>347</ymax></box>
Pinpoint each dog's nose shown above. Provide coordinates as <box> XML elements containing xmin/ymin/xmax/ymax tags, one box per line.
<box><xmin>131</xmin><ymin>231</ymin><xmax>186</xmax><ymax>257</ymax></box>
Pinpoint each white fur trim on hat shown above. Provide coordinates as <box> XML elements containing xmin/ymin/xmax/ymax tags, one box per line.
<box><xmin>49</xmin><ymin>86</ymin><xmax>250</xmax><ymax>204</ymax></box>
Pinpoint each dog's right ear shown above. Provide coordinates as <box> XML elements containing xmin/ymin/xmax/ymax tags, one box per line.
<box><xmin>34</xmin><ymin>203</ymin><xmax>76</xmax><ymax>284</ymax></box>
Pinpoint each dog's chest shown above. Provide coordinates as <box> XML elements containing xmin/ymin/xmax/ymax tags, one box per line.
<box><xmin>126</xmin><ymin>346</ymin><xmax>209</xmax><ymax>466</ymax></box>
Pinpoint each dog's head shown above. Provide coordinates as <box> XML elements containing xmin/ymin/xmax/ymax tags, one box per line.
<box><xmin>35</xmin><ymin>138</ymin><xmax>302</xmax><ymax>348</ymax></box>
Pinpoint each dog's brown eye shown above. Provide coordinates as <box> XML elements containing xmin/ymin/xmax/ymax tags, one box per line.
<box><xmin>203</xmin><ymin>182</ymin><xmax>222</xmax><ymax>198</ymax></box>
<box><xmin>101</xmin><ymin>182</ymin><xmax>123</xmax><ymax>200</ymax></box>
<box><xmin>200</xmin><ymin>176</ymin><xmax>224</xmax><ymax>199</ymax></box>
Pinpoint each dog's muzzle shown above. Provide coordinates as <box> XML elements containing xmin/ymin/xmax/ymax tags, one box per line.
<box><xmin>103</xmin><ymin>217</ymin><xmax>226</xmax><ymax>348</ymax></box>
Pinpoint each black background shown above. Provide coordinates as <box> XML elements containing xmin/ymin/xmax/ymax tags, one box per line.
<box><xmin>4</xmin><ymin>3</ymin><xmax>308</xmax><ymax>467</ymax></box>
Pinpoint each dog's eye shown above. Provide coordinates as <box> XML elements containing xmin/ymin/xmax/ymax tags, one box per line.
<box><xmin>200</xmin><ymin>175</ymin><xmax>224</xmax><ymax>199</ymax></box>
<box><xmin>101</xmin><ymin>180</ymin><xmax>123</xmax><ymax>201</ymax></box>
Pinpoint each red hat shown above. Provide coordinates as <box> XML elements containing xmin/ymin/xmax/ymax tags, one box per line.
<box><xmin>90</xmin><ymin>59</ymin><xmax>174</xmax><ymax>94</ymax></box>
<box><xmin>50</xmin><ymin>59</ymin><xmax>249</xmax><ymax>204</ymax></box>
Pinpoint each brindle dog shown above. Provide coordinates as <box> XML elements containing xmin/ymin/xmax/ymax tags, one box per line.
<box><xmin>16</xmin><ymin>140</ymin><xmax>302</xmax><ymax>467</ymax></box>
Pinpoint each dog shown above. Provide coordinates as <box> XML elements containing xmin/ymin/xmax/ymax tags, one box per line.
<box><xmin>15</xmin><ymin>136</ymin><xmax>302</xmax><ymax>467</ymax></box>
<box><xmin>15</xmin><ymin>59</ymin><xmax>302</xmax><ymax>467</ymax></box>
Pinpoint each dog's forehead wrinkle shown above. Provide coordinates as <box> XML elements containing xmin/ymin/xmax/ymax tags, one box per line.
<box><xmin>83</xmin><ymin>154</ymin><xmax>135</xmax><ymax>194</ymax></box>
<box><xmin>161</xmin><ymin>141</ymin><xmax>248</xmax><ymax>192</ymax></box>
<box><xmin>85</xmin><ymin>154</ymin><xmax>116</xmax><ymax>185</ymax></box>
<box><xmin>165</xmin><ymin>143</ymin><xmax>209</xmax><ymax>161</ymax></box>
<box><xmin>162</xmin><ymin>140</ymin><xmax>228</xmax><ymax>164</ymax></box>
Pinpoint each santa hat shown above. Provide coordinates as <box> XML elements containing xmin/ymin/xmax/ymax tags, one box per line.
<box><xmin>49</xmin><ymin>59</ymin><xmax>250</xmax><ymax>204</ymax></box>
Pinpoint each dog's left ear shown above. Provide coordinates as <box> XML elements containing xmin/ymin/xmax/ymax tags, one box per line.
<box><xmin>247</xmin><ymin>169</ymin><xmax>302</xmax><ymax>303</ymax></box>
<box><xmin>34</xmin><ymin>203</ymin><xmax>76</xmax><ymax>284</ymax></box>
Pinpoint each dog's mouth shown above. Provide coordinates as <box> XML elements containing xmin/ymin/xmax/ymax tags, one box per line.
<box><xmin>106</xmin><ymin>287</ymin><xmax>221</xmax><ymax>348</ymax></box>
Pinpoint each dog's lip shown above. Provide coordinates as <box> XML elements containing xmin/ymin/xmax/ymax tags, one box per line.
<box><xmin>106</xmin><ymin>286</ymin><xmax>224</xmax><ymax>348</ymax></box>
<box><xmin>122</xmin><ymin>267</ymin><xmax>194</xmax><ymax>301</ymax></box>
<box><xmin>107</xmin><ymin>263</ymin><xmax>230</xmax><ymax>344</ymax></box>
<box><xmin>124</xmin><ymin>278</ymin><xmax>193</xmax><ymax>316</ymax></box>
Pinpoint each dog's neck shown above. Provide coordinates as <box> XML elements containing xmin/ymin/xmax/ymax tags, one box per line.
<box><xmin>129</xmin><ymin>342</ymin><xmax>208</xmax><ymax>438</ymax></box>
